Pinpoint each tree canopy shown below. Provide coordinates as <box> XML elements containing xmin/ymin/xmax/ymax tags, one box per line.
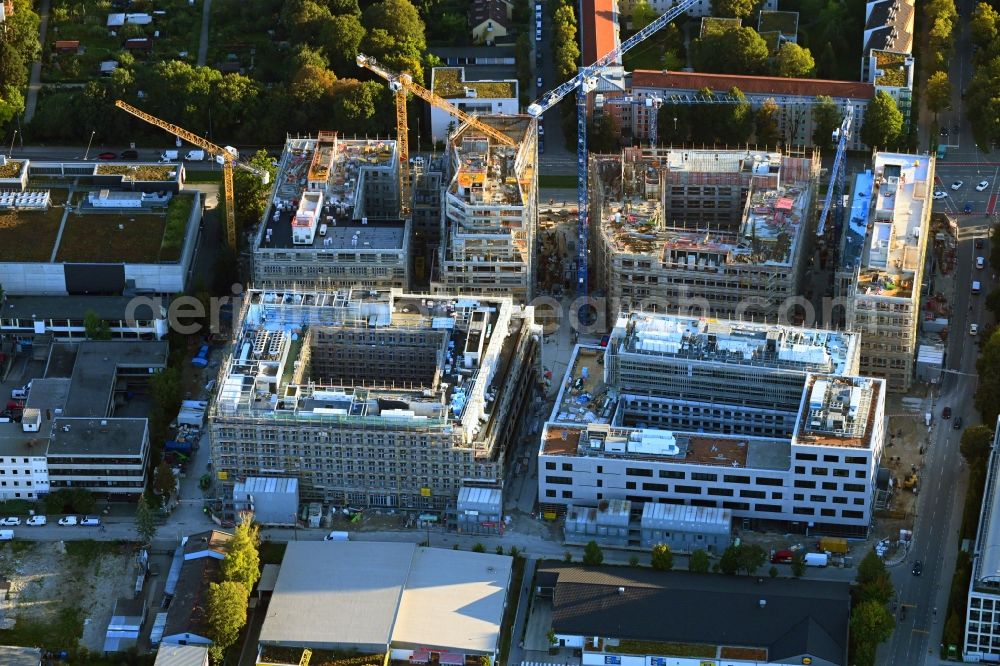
<box><xmin>774</xmin><ymin>43</ymin><xmax>815</xmax><ymax>78</ymax></box>
<box><xmin>136</xmin><ymin>494</ymin><xmax>157</xmax><ymax>544</ymax></box>
<box><xmin>812</xmin><ymin>95</ymin><xmax>842</xmax><ymax>149</ymax></box>
<box><xmin>692</xmin><ymin>26</ymin><xmax>769</xmax><ymax>75</ymax></box>
<box><xmin>719</xmin><ymin>543</ymin><xmax>766</xmax><ymax>576</ymax></box>
<box><xmin>859</xmin><ymin>91</ymin><xmax>903</xmax><ymax>149</ymax></box>
<box><xmin>972</xmin><ymin>2</ymin><xmax>1000</xmax><ymax>47</ymax></box>
<box><xmin>926</xmin><ymin>71</ymin><xmax>953</xmax><ymax>115</ymax></box>
<box><xmin>850</xmin><ymin>600</ymin><xmax>895</xmax><ymax>666</ymax></box>
<box><xmin>689</xmin><ymin>549</ymin><xmax>710</xmax><ymax>573</ymax></box>
<box><xmin>976</xmin><ymin>328</ymin><xmax>1000</xmax><ymax>424</ymax></box>
<box><xmin>710</xmin><ymin>0</ymin><xmax>759</xmax><ymax>18</ymax></box>
<box><xmin>221</xmin><ymin>515</ymin><xmax>262</xmax><ymax>589</ymax></box>
<box><xmin>583</xmin><ymin>540</ymin><xmax>604</xmax><ymax>565</ymax></box>
<box><xmin>651</xmin><ymin>543</ymin><xmax>674</xmax><ymax>571</ymax></box>
<box><xmin>206</xmin><ymin>581</ymin><xmax>250</xmax><ymax>657</ymax></box>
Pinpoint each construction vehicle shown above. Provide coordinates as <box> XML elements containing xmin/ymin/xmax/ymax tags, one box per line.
<box><xmin>818</xmin><ymin>537</ymin><xmax>849</xmax><ymax>555</ymax></box>
<box><xmin>902</xmin><ymin>471</ymin><xmax>919</xmax><ymax>491</ymax></box>
<box><xmin>114</xmin><ymin>100</ymin><xmax>272</xmax><ymax>250</ymax></box>
<box><xmin>355</xmin><ymin>54</ymin><xmax>516</xmax><ymax>218</ymax></box>
<box><xmin>526</xmin><ymin>0</ymin><xmax>700</xmax><ymax>309</ymax></box>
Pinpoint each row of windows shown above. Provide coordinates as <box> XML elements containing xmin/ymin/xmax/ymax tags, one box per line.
<box><xmin>794</xmin><ymin>452</ymin><xmax>869</xmax><ymax>465</ymax></box>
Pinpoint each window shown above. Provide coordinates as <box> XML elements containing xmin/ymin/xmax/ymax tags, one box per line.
<box><xmin>643</xmin><ymin>482</ymin><xmax>670</xmax><ymax>492</ymax></box>
<box><xmin>833</xmin><ymin>469</ymin><xmax>849</xmax><ymax>477</ymax></box>
<box><xmin>842</xmin><ymin>510</ymin><xmax>864</xmax><ymax>519</ymax></box>
<box><xmin>844</xmin><ymin>483</ymin><xmax>865</xmax><ymax>492</ymax></box>
<box><xmin>811</xmin><ymin>467</ymin><xmax>828</xmax><ymax>476</ymax></box>
<box><xmin>626</xmin><ymin>467</ymin><xmax>653</xmax><ymax>477</ymax></box>
<box><xmin>823</xmin><ymin>455</ymin><xmax>839</xmax><ymax>463</ymax></box>
<box><xmin>809</xmin><ymin>494</ymin><xmax>826</xmax><ymax>503</ymax></box>
<box><xmin>794</xmin><ymin>480</ymin><xmax>816</xmax><ymax>488</ymax></box>
<box><xmin>674</xmin><ymin>485</ymin><xmax>702</xmax><ymax>494</ymax></box>
<box><xmin>545</xmin><ymin>462</ymin><xmax>555</xmax><ymax>470</ymax></box>
<box><xmin>793</xmin><ymin>507</ymin><xmax>814</xmax><ymax>515</ymax></box>
<box><xmin>757</xmin><ymin>477</ymin><xmax>782</xmax><ymax>486</ymax></box>
<box><xmin>822</xmin><ymin>482</ymin><xmax>837</xmax><ymax>490</ymax></box>
<box><xmin>561</xmin><ymin>490</ymin><xmax>573</xmax><ymax>498</ymax></box>
<box><xmin>832</xmin><ymin>496</ymin><xmax>847</xmax><ymax>504</ymax></box>
<box><xmin>626</xmin><ymin>482</ymin><xmax>637</xmax><ymax>490</ymax></box>
<box><xmin>755</xmin><ymin>504</ymin><xmax>782</xmax><ymax>513</ymax></box>
<box><xmin>845</xmin><ymin>456</ymin><xmax>867</xmax><ymax>465</ymax></box>
<box><xmin>740</xmin><ymin>490</ymin><xmax>765</xmax><ymax>499</ymax></box>
<box><xmin>545</xmin><ymin>489</ymin><xmax>556</xmax><ymax>497</ymax></box>
<box><xmin>659</xmin><ymin>470</ymin><xmax>684</xmax><ymax>479</ymax></box>
<box><xmin>821</xmin><ymin>508</ymin><xmax>836</xmax><ymax>517</ymax></box>
<box><xmin>562</xmin><ymin>463</ymin><xmax>573</xmax><ymax>472</ymax></box>
<box><xmin>708</xmin><ymin>487</ymin><xmax>734</xmax><ymax>496</ymax></box>
<box><xmin>724</xmin><ymin>474</ymin><xmax>750</xmax><ymax>484</ymax></box>
<box><xmin>545</xmin><ymin>476</ymin><xmax>572</xmax><ymax>485</ymax></box>
<box><xmin>691</xmin><ymin>472</ymin><xmax>717</xmax><ymax>482</ymax></box>
<box><xmin>795</xmin><ymin>453</ymin><xmax>818</xmax><ymax>461</ymax></box>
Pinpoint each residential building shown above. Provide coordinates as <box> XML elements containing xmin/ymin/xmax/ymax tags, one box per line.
<box><xmin>836</xmin><ymin>151</ymin><xmax>933</xmax><ymax>392</ymax></box>
<box><xmin>863</xmin><ymin>49</ymin><xmax>914</xmax><ymax>124</ymax></box>
<box><xmin>252</xmin><ymin>133</ymin><xmax>409</xmax><ymax>291</ymax></box>
<box><xmin>430</xmin><ymin>46</ymin><xmax>516</xmax><ymax>67</ymax></box>
<box><xmin>429</xmin><ymin>68</ymin><xmax>519</xmax><ymax>144</ymax></box>
<box><xmin>257</xmin><ymin>541</ymin><xmax>511</xmax><ymax>663</ymax></box>
<box><xmin>0</xmin><ymin>340</ymin><xmax>165</xmax><ymax>500</ymax></box>
<box><xmin>538</xmin><ymin>564</ymin><xmax>850</xmax><ymax>665</ymax></box>
<box><xmin>964</xmin><ymin>418</ymin><xmax>1000</xmax><ymax>662</ymax></box>
<box><xmin>539</xmin><ymin>313</ymin><xmax>888</xmax><ymax>537</ymax></box>
<box><xmin>432</xmin><ymin>115</ymin><xmax>538</xmax><ymax>303</ymax></box>
<box><xmin>153</xmin><ymin>645</ymin><xmax>210</xmax><ymax>666</ymax></box>
<box><xmin>161</xmin><ymin>530</ymin><xmax>233</xmax><ymax>647</ymax></box>
<box><xmin>624</xmin><ymin>70</ymin><xmax>873</xmax><ymax>150</ymax></box>
<box><xmin>0</xmin><ymin>295</ymin><xmax>168</xmax><ymax>347</ymax></box>
<box><xmin>757</xmin><ymin>10</ymin><xmax>799</xmax><ymax>51</ymax></box>
<box><xmin>862</xmin><ymin>0</ymin><xmax>914</xmax><ymax>76</ymax></box>
<box><xmin>209</xmin><ymin>288</ymin><xmax>538</xmax><ymax>511</ymax></box>
<box><xmin>581</xmin><ymin>0</ymin><xmax>624</xmax><ymax>117</ymax></box>
<box><xmin>468</xmin><ymin>0</ymin><xmax>511</xmax><ymax>44</ymax></box>
<box><xmin>592</xmin><ymin>147</ymin><xmax>821</xmax><ymax>323</ymax></box>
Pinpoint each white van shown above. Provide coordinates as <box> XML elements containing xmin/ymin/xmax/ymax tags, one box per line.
<box><xmin>973</xmin><ymin>280</ymin><xmax>982</xmax><ymax>294</ymax></box>
<box><xmin>185</xmin><ymin>149</ymin><xmax>206</xmax><ymax>161</ymax></box>
<box><xmin>0</xmin><ymin>530</ymin><xmax>13</xmax><ymax>541</ymax></box>
<box><xmin>319</xmin><ymin>223</ymin><xmax>328</xmax><ymax>237</ymax></box>
<box><xmin>159</xmin><ymin>150</ymin><xmax>179</xmax><ymax>162</ymax></box>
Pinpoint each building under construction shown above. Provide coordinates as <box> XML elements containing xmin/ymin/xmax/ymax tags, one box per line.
<box><xmin>252</xmin><ymin>132</ymin><xmax>410</xmax><ymax>291</ymax></box>
<box><xmin>432</xmin><ymin>115</ymin><xmax>538</xmax><ymax>303</ymax></box>
<box><xmin>208</xmin><ymin>288</ymin><xmax>539</xmax><ymax>511</ymax></box>
<box><xmin>592</xmin><ymin>147</ymin><xmax>821</xmax><ymax>323</ymax></box>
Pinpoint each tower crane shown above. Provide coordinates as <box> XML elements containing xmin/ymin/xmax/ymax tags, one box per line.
<box><xmin>526</xmin><ymin>0</ymin><xmax>699</xmax><ymax>304</ymax></box>
<box><xmin>114</xmin><ymin>100</ymin><xmax>271</xmax><ymax>250</ymax></box>
<box><xmin>659</xmin><ymin>94</ymin><xmax>855</xmax><ymax>238</ymax></box>
<box><xmin>356</xmin><ymin>54</ymin><xmax>517</xmax><ymax>217</ymax></box>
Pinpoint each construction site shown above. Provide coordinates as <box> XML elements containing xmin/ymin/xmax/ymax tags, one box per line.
<box><xmin>591</xmin><ymin>147</ymin><xmax>822</xmax><ymax>324</ymax></box>
<box><xmin>209</xmin><ymin>288</ymin><xmax>539</xmax><ymax>511</ymax></box>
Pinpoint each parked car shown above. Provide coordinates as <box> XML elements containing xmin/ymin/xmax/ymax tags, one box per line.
<box><xmin>121</xmin><ymin>149</ymin><xmax>139</xmax><ymax>160</ymax></box>
<box><xmin>942</xmin><ymin>406</ymin><xmax>952</xmax><ymax>419</ymax></box>
<box><xmin>912</xmin><ymin>560</ymin><xmax>922</xmax><ymax>576</ymax></box>
<box><xmin>965</xmin><ymin>203</ymin><xmax>974</xmax><ymax>214</ymax></box>
<box><xmin>977</xmin><ymin>256</ymin><xmax>985</xmax><ymax>269</ymax></box>
<box><xmin>954</xmin><ymin>416</ymin><xmax>964</xmax><ymax>430</ymax></box>
<box><xmin>11</xmin><ymin>381</ymin><xmax>31</xmax><ymax>399</ymax></box>
<box><xmin>970</xmin><ymin>323</ymin><xmax>979</xmax><ymax>336</ymax></box>
<box><xmin>933</xmin><ymin>191</ymin><xmax>948</xmax><ymax>200</ymax></box>
<box><xmin>951</xmin><ymin>180</ymin><xmax>965</xmax><ymax>190</ymax></box>
<box><xmin>977</xmin><ymin>180</ymin><xmax>990</xmax><ymax>191</ymax></box>
<box><xmin>977</xmin><ymin>237</ymin><xmax>985</xmax><ymax>249</ymax></box>
<box><xmin>25</xmin><ymin>515</ymin><xmax>46</xmax><ymax>526</ymax></box>
<box><xmin>97</xmin><ymin>152</ymin><xmax>117</xmax><ymax>160</ymax></box>
<box><xmin>0</xmin><ymin>517</ymin><xmax>21</xmax><ymax>526</ymax></box>
<box><xmin>57</xmin><ymin>516</ymin><xmax>78</xmax><ymax>526</ymax></box>
<box><xmin>80</xmin><ymin>516</ymin><xmax>101</xmax><ymax>526</ymax></box>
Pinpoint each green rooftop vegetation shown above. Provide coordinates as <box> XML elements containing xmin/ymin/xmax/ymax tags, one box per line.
<box><xmin>0</xmin><ymin>160</ymin><xmax>25</xmax><ymax>179</ymax></box>
<box><xmin>95</xmin><ymin>164</ymin><xmax>178</xmax><ymax>181</ymax></box>
<box><xmin>873</xmin><ymin>51</ymin><xmax>909</xmax><ymax>87</ymax></box>
<box><xmin>605</xmin><ymin>640</ymin><xmax>716</xmax><ymax>658</ymax></box>
<box><xmin>433</xmin><ymin>67</ymin><xmax>515</xmax><ymax>99</ymax></box>
<box><xmin>720</xmin><ymin>646</ymin><xmax>768</xmax><ymax>660</ymax></box>
<box><xmin>700</xmin><ymin>17</ymin><xmax>742</xmax><ymax>37</ymax></box>
<box><xmin>758</xmin><ymin>10</ymin><xmax>799</xmax><ymax>36</ymax></box>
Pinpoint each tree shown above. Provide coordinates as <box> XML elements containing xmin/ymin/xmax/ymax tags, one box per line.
<box><xmin>583</xmin><ymin>540</ymin><xmax>604</xmax><ymax>566</ymax></box>
<box><xmin>472</xmin><ymin>542</ymin><xmax>486</xmax><ymax>552</ymax></box>
<box><xmin>929</xmin><ymin>14</ymin><xmax>956</xmax><ymax>69</ymax></box>
<box><xmin>774</xmin><ymin>43</ymin><xmax>815</xmax><ymax>78</ymax></box>
<box><xmin>812</xmin><ymin>95</ymin><xmax>841</xmax><ymax>149</ymax></box>
<box><xmin>136</xmin><ymin>493</ymin><xmax>157</xmax><ymax>544</ymax></box>
<box><xmin>856</xmin><ymin>549</ymin><xmax>893</xmax><ymax>605</ymax></box>
<box><xmin>965</xmin><ymin>56</ymin><xmax>1000</xmax><ymax>150</ymax></box>
<box><xmin>362</xmin><ymin>0</ymin><xmax>427</xmax><ymax>82</ymax></box>
<box><xmin>629</xmin><ymin>555</ymin><xmax>640</xmax><ymax>567</ymax></box>
<box><xmin>860</xmin><ymin>91</ymin><xmax>903</xmax><ymax>149</ymax></box>
<box><xmin>234</xmin><ymin>149</ymin><xmax>278</xmax><ymax>233</ymax></box>
<box><xmin>0</xmin><ymin>40</ymin><xmax>27</xmax><ymax>91</ymax></box>
<box><xmin>552</xmin><ymin>5</ymin><xmax>580</xmax><ymax>82</ymax></box>
<box><xmin>710</xmin><ymin>0</ymin><xmax>758</xmax><ymax>18</ymax></box>
<box><xmin>321</xmin><ymin>13</ymin><xmax>366</xmax><ymax>69</ymax></box>
<box><xmin>630</xmin><ymin>0</ymin><xmax>659</xmax><ymax>29</ymax></box>
<box><xmin>977</xmin><ymin>328</ymin><xmax>1000</xmax><ymax>424</ymax></box>
<box><xmin>719</xmin><ymin>545</ymin><xmax>740</xmax><ymax>575</ymax></box>
<box><xmin>717</xmin><ymin>86</ymin><xmax>754</xmax><ymax>144</ymax></box>
<box><xmin>719</xmin><ymin>543</ymin><xmax>767</xmax><ymax>575</ymax></box>
<box><xmin>70</xmin><ymin>488</ymin><xmax>96</xmax><ymax>514</ymax></box>
<box><xmin>755</xmin><ymin>98</ymin><xmax>781</xmax><ymax>146</ymax></box>
<box><xmin>83</xmin><ymin>310</ymin><xmax>112</xmax><ymax>340</ymax></box>
<box><xmin>791</xmin><ymin>552</ymin><xmax>805</xmax><ymax>578</ymax></box>
<box><xmin>689</xmin><ymin>549</ymin><xmax>710</xmax><ymax>573</ymax></box>
<box><xmin>205</xmin><ymin>581</ymin><xmax>250</xmax><ymax>655</ymax></box>
<box><xmin>221</xmin><ymin>515</ymin><xmax>262</xmax><ymax>589</ymax></box>
<box><xmin>961</xmin><ymin>425</ymin><xmax>994</xmax><ymax>467</ymax></box>
<box><xmin>926</xmin><ymin>71</ymin><xmax>953</xmax><ymax>115</ymax></box>
<box><xmin>495</xmin><ymin>545</ymin><xmax>504</xmax><ymax>554</ymax></box>
<box><xmin>987</xmin><ymin>286</ymin><xmax>1000</xmax><ymax>319</ymax></box>
<box><xmin>972</xmin><ymin>2</ymin><xmax>1000</xmax><ymax>47</ymax></box>
<box><xmin>692</xmin><ymin>26</ymin><xmax>769</xmax><ymax>75</ymax></box>
<box><xmin>590</xmin><ymin>113</ymin><xmax>619</xmax><ymax>153</ymax></box>
<box><xmin>650</xmin><ymin>543</ymin><xmax>674</xmax><ymax>571</ymax></box>
<box><xmin>849</xmin><ymin>600</ymin><xmax>895</xmax><ymax>666</ymax></box>
<box><xmin>768</xmin><ymin>565</ymin><xmax>778</xmax><ymax>578</ymax></box>
<box><xmin>153</xmin><ymin>460</ymin><xmax>177</xmax><ymax>497</ymax></box>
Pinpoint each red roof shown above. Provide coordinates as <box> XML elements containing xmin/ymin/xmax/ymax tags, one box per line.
<box><xmin>54</xmin><ymin>40</ymin><xmax>79</xmax><ymax>50</ymax></box>
<box><xmin>582</xmin><ymin>0</ymin><xmax>619</xmax><ymax>65</ymax></box>
<box><xmin>631</xmin><ymin>70</ymin><xmax>875</xmax><ymax>100</ymax></box>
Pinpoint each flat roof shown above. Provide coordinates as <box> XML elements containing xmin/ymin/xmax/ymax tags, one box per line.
<box><xmin>258</xmin><ymin>217</ymin><xmax>406</xmax><ymax>251</ymax></box>
<box><xmin>154</xmin><ymin>644</ymin><xmax>210</xmax><ymax>666</ymax></box>
<box><xmin>632</xmin><ymin>69</ymin><xmax>874</xmax><ymax>100</ymax></box>
<box><xmin>539</xmin><ymin>564</ymin><xmax>850</xmax><ymax>665</ymax></box>
<box><xmin>1</xmin><ymin>295</ymin><xmax>165</xmax><ymax>321</ymax></box>
<box><xmin>65</xmin><ymin>341</ymin><xmax>168</xmax><ymax>418</ymax></box>
<box><xmin>259</xmin><ymin>541</ymin><xmax>414</xmax><ymax>650</ymax></box>
<box><xmin>793</xmin><ymin>374</ymin><xmax>884</xmax><ymax>449</ymax></box>
<box><xmin>391</xmin><ymin>547</ymin><xmax>511</xmax><ymax>653</ymax></box>
<box><xmin>431</xmin><ymin>67</ymin><xmax>517</xmax><ymax>99</ymax></box>
<box><xmin>48</xmin><ymin>417</ymin><xmax>147</xmax><ymax>456</ymax></box>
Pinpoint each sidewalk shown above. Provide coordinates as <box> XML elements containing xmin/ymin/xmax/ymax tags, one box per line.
<box><xmin>23</xmin><ymin>0</ymin><xmax>51</xmax><ymax>122</ymax></box>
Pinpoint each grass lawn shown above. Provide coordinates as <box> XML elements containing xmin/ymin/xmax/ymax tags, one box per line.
<box><xmin>539</xmin><ymin>174</ymin><xmax>578</xmax><ymax>189</ymax></box>
<box><xmin>43</xmin><ymin>0</ymin><xmax>201</xmax><ymax>83</ymax></box>
<box><xmin>0</xmin><ymin>605</ymin><xmax>83</xmax><ymax>650</ymax></box>
<box><xmin>160</xmin><ymin>194</ymin><xmax>195</xmax><ymax>260</ymax></box>
<box><xmin>0</xmin><ymin>190</ymin><xmax>68</xmax><ymax>262</ymax></box>
<box><xmin>56</xmin><ymin>209</ymin><xmax>168</xmax><ymax>263</ymax></box>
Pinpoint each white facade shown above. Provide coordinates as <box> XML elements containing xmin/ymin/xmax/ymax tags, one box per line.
<box><xmin>429</xmin><ymin>68</ymin><xmax>519</xmax><ymax>144</ymax></box>
<box><xmin>964</xmin><ymin>419</ymin><xmax>1000</xmax><ymax>662</ymax></box>
<box><xmin>0</xmin><ymin>450</ymin><xmax>49</xmax><ymax>500</ymax></box>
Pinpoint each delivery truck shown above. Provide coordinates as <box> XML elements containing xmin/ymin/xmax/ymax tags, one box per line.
<box><xmin>804</xmin><ymin>552</ymin><xmax>828</xmax><ymax>567</ymax></box>
<box><xmin>819</xmin><ymin>537</ymin><xmax>849</xmax><ymax>555</ymax></box>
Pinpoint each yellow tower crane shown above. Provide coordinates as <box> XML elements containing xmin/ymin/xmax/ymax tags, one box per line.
<box><xmin>114</xmin><ymin>99</ymin><xmax>270</xmax><ymax>250</ymax></box>
<box><xmin>355</xmin><ymin>54</ymin><xmax>517</xmax><ymax>217</ymax></box>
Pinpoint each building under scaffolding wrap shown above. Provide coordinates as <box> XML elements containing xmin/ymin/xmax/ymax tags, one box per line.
<box><xmin>209</xmin><ymin>288</ymin><xmax>539</xmax><ymax>511</ymax></box>
<box><xmin>591</xmin><ymin>147</ymin><xmax>821</xmax><ymax>323</ymax></box>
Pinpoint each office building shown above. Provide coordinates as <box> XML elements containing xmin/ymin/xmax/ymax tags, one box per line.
<box><xmin>592</xmin><ymin>148</ymin><xmax>820</xmax><ymax>323</ymax></box>
<box><xmin>964</xmin><ymin>418</ymin><xmax>1000</xmax><ymax>662</ymax></box>
<box><xmin>209</xmin><ymin>288</ymin><xmax>538</xmax><ymax>511</ymax></box>
<box><xmin>0</xmin><ymin>295</ymin><xmax>168</xmax><ymax>346</ymax></box>
<box><xmin>252</xmin><ymin>133</ymin><xmax>409</xmax><ymax>291</ymax></box>
<box><xmin>429</xmin><ymin>68</ymin><xmax>518</xmax><ymax>142</ymax></box>
<box><xmin>539</xmin><ymin>313</ymin><xmax>887</xmax><ymax>537</ymax></box>
<box><xmin>837</xmin><ymin>151</ymin><xmax>933</xmax><ymax>392</ymax></box>
<box><xmin>433</xmin><ymin>115</ymin><xmax>538</xmax><ymax>303</ymax></box>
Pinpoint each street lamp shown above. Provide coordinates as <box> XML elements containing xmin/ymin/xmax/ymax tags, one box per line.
<box><xmin>8</xmin><ymin>130</ymin><xmax>17</xmax><ymax>156</ymax></box>
<box><xmin>83</xmin><ymin>130</ymin><xmax>96</xmax><ymax>160</ymax></box>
